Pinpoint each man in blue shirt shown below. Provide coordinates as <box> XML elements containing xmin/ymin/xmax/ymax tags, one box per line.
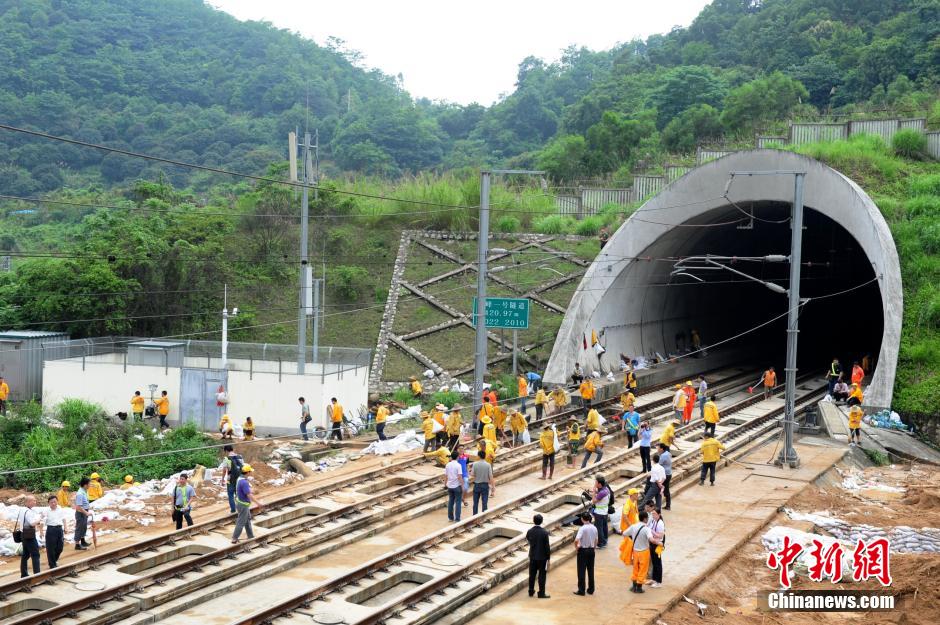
<box><xmin>72</xmin><ymin>477</ymin><xmax>91</xmax><ymax>550</ymax></box>
<box><xmin>526</xmin><ymin>371</ymin><xmax>542</xmax><ymax>391</ymax></box>
<box><xmin>232</xmin><ymin>464</ymin><xmax>263</xmax><ymax>543</ymax></box>
<box><xmin>622</xmin><ymin>409</ymin><xmax>641</xmax><ymax>447</ymax></box>
<box><xmin>638</xmin><ymin>420</ymin><xmax>653</xmax><ymax>473</ymax></box>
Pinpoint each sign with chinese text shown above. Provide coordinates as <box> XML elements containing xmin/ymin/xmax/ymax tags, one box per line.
<box><xmin>472</xmin><ymin>297</ymin><xmax>530</xmax><ymax>329</ymax></box>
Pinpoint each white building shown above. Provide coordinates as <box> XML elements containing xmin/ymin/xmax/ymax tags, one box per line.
<box><xmin>42</xmin><ymin>337</ymin><xmax>370</xmax><ymax>435</ymax></box>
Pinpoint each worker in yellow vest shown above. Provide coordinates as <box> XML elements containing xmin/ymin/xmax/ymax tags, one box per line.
<box><xmin>620</xmin><ymin>487</ymin><xmax>641</xmax><ymax>531</ymax></box>
<box><xmin>847</xmin><ymin>383</ymin><xmax>864</xmax><ymax>407</ymax></box>
<box><xmin>848</xmin><ymin>405</ymin><xmax>863</xmax><ymax>447</ymax></box>
<box><xmin>539</xmin><ymin>425</ymin><xmax>555</xmax><ymax>479</ymax></box>
<box><xmin>481</xmin><ymin>415</ymin><xmax>497</xmax><ymax>445</ymax></box>
<box><xmin>620</xmin><ymin>390</ymin><xmax>636</xmax><ymax>412</ymax></box>
<box><xmin>660</xmin><ymin>419</ymin><xmax>679</xmax><ymax>451</ymax></box>
<box><xmin>130</xmin><ymin>391</ymin><xmax>145</xmax><ymax>421</ymax></box>
<box><xmin>586</xmin><ymin>407</ymin><xmax>601</xmax><ymax>433</ymax></box>
<box><xmin>375</xmin><ymin>402</ymin><xmax>390</xmax><ymax>441</ymax></box>
<box><xmin>87</xmin><ymin>472</ymin><xmax>104</xmax><ymax>502</ymax></box>
<box><xmin>672</xmin><ymin>384</ymin><xmax>686</xmax><ymax>421</ymax></box>
<box><xmin>445</xmin><ymin>406</ymin><xmax>463</xmax><ymax>450</ymax></box>
<box><xmin>567</xmin><ymin>418</ymin><xmax>582</xmax><ymax>467</ymax></box>
<box><xmin>56</xmin><ymin>481</ymin><xmax>71</xmax><ymax>508</ymax></box>
<box><xmin>0</xmin><ymin>376</ymin><xmax>9</xmax><ymax>415</ymax></box>
<box><xmin>699</xmin><ymin>435</ymin><xmax>725</xmax><ymax>486</ymax></box>
<box><xmin>329</xmin><ymin>397</ymin><xmax>344</xmax><ymax>441</ymax></box>
<box><xmin>533</xmin><ymin>387</ymin><xmax>547</xmax><ymax>420</ymax></box>
<box><xmin>703</xmin><ymin>395</ymin><xmax>719</xmax><ymax>437</ymax></box>
<box><xmin>509</xmin><ymin>410</ymin><xmax>527</xmax><ymax>447</ymax></box>
<box><xmin>409</xmin><ymin>376</ymin><xmax>423</xmax><ymax>398</ymax></box>
<box><xmin>581</xmin><ymin>428</ymin><xmax>604</xmax><ymax>468</ymax></box>
<box><xmin>155</xmin><ymin>390</ymin><xmax>170</xmax><ymax>429</ymax></box>
<box><xmin>121</xmin><ymin>475</ymin><xmax>140</xmax><ymax>489</ymax></box>
<box><xmin>579</xmin><ymin>379</ymin><xmax>595</xmax><ymax>416</ymax></box>
<box><xmin>422</xmin><ymin>411</ymin><xmax>436</xmax><ymax>452</ymax></box>
<box><xmin>242</xmin><ymin>417</ymin><xmax>255</xmax><ymax>441</ymax></box>
<box><xmin>550</xmin><ymin>387</ymin><xmax>568</xmax><ymax>415</ymax></box>
<box><xmin>433</xmin><ymin>404</ymin><xmax>448</xmax><ymax>449</ymax></box>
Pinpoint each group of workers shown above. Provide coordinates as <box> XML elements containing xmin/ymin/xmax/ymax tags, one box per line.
<box><xmin>827</xmin><ymin>357</ymin><xmax>870</xmax><ymax>447</ymax></box>
<box><xmin>129</xmin><ymin>389</ymin><xmax>171</xmax><ymax>428</ymax></box>
<box><xmin>219</xmin><ymin>414</ymin><xmax>255</xmax><ymax>440</ymax></box>
<box><xmin>297</xmin><ymin>396</ymin><xmax>346</xmax><ymax>442</ymax></box>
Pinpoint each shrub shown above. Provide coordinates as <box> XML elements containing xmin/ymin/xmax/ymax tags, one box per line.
<box><xmin>430</xmin><ymin>389</ymin><xmax>463</xmax><ymax>408</ymax></box>
<box><xmin>574</xmin><ymin>216</ymin><xmax>604</xmax><ymax>236</ymax></box>
<box><xmin>892</xmin><ymin>129</ymin><xmax>927</xmax><ymax>159</ymax></box>
<box><xmin>327</xmin><ymin>265</ymin><xmax>371</xmax><ymax>301</ymax></box>
<box><xmin>392</xmin><ymin>387</ymin><xmax>421</xmax><ymax>406</ymax></box>
<box><xmin>494</xmin><ymin>215</ymin><xmax>521</xmax><ymax>233</ymax></box>
<box><xmin>534</xmin><ymin>215</ymin><xmax>570</xmax><ymax>235</ymax></box>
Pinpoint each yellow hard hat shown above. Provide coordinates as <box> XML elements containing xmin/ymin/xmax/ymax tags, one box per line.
<box><xmin>124</xmin><ymin>475</ymin><xmax>134</xmax><ymax>483</ymax></box>
<box><xmin>675</xmin><ymin>384</ymin><xmax>681</xmax><ymax>389</ymax></box>
<box><xmin>61</xmin><ymin>480</ymin><xmax>71</xmax><ymax>488</ymax></box>
<box><xmin>222</xmin><ymin>413</ymin><xmax>231</xmax><ymax>420</ymax></box>
<box><xmin>628</xmin><ymin>488</ymin><xmax>640</xmax><ymax>495</ymax></box>
<box><xmin>90</xmin><ymin>472</ymin><xmax>100</xmax><ymax>479</ymax></box>
<box><xmin>241</xmin><ymin>464</ymin><xmax>254</xmax><ymax>473</ymax></box>
<box><xmin>481</xmin><ymin>415</ymin><xmax>493</xmax><ymax>425</ymax></box>
<box><xmin>685</xmin><ymin>380</ymin><xmax>693</xmax><ymax>386</ymax></box>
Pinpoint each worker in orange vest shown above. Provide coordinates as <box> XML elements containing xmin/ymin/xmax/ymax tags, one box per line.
<box><xmin>681</xmin><ymin>381</ymin><xmax>696</xmax><ymax>424</ymax></box>
<box><xmin>851</xmin><ymin>361</ymin><xmax>865</xmax><ymax>386</ymax></box>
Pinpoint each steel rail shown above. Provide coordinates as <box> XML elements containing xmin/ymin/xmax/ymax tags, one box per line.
<box><xmin>1</xmin><ymin>368</ymin><xmax>751</xmax><ymax>623</ymax></box>
<box><xmin>232</xmin><ymin>379</ymin><xmax>824</xmax><ymax>625</ymax></box>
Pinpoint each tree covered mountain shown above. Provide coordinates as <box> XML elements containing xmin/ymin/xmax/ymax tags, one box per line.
<box><xmin>0</xmin><ymin>0</ymin><xmax>937</xmax><ymax>192</ymax></box>
<box><xmin>0</xmin><ymin>0</ymin><xmax>445</xmax><ymax>190</ymax></box>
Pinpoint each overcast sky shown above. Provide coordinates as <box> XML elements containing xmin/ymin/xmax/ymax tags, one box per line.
<box><xmin>209</xmin><ymin>0</ymin><xmax>711</xmax><ymax>105</ymax></box>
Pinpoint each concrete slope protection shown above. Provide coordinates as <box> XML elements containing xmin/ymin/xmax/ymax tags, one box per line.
<box><xmin>546</xmin><ymin>150</ymin><xmax>902</xmax><ymax>408</ymax></box>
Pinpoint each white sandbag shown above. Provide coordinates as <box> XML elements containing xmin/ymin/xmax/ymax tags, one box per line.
<box><xmin>521</xmin><ymin>429</ymin><xmax>532</xmax><ymax>444</ymax></box>
<box><xmin>423</xmin><ymin>369</ymin><xmax>435</xmax><ymax>379</ymax></box>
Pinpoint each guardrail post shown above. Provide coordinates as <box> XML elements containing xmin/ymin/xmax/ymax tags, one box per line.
<box><xmin>250</xmin><ymin>355</ymin><xmax>253</xmax><ymax>381</ymax></box>
<box><xmin>278</xmin><ymin>358</ymin><xmax>282</xmax><ymax>382</ymax></box>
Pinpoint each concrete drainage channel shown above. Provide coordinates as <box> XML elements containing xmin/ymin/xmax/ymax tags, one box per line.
<box><xmin>0</xmin><ymin>366</ymin><xmax>771</xmax><ymax>625</ymax></box>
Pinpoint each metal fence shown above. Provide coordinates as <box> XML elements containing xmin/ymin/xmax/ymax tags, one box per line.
<box><xmin>927</xmin><ymin>131</ymin><xmax>940</xmax><ymax>159</ymax></box>
<box><xmin>665</xmin><ymin>165</ymin><xmax>692</xmax><ymax>182</ymax></box>
<box><xmin>554</xmin><ymin>187</ymin><xmax>634</xmax><ymax>218</ymax></box>
<box><xmin>756</xmin><ymin>136</ymin><xmax>787</xmax><ymax>148</ymax></box>
<box><xmin>789</xmin><ymin>122</ymin><xmax>848</xmax><ymax>144</ymax></box>
<box><xmin>789</xmin><ymin>118</ymin><xmax>929</xmax><ymax>146</ymax></box>
<box><xmin>42</xmin><ymin>336</ymin><xmax>370</xmax><ymax>370</ymax></box>
<box><xmin>632</xmin><ymin>175</ymin><xmax>665</xmax><ymax>201</ymax></box>
<box><xmin>696</xmin><ymin>148</ymin><xmax>736</xmax><ymax>165</ymax></box>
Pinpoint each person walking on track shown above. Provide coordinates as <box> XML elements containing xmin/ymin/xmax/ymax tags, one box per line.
<box><xmin>698</xmin><ymin>375</ymin><xmax>708</xmax><ymax>419</ymax></box>
<box><xmin>642</xmin><ymin>453</ymin><xmax>666</xmax><ymax>510</ymax></box>
<box><xmin>43</xmin><ymin>495</ymin><xmax>66</xmax><ymax>568</ymax></box>
<box><xmin>761</xmin><ymin>367</ymin><xmax>776</xmax><ymax>400</ymax></box>
<box><xmin>232</xmin><ymin>464</ymin><xmax>262</xmax><ymax>543</ymax></box>
<box><xmin>444</xmin><ymin>451</ymin><xmax>463</xmax><ymax>522</ymax></box>
<box><xmin>329</xmin><ymin>397</ymin><xmax>344</xmax><ymax>441</ymax></box>
<box><xmin>671</xmin><ymin>384</ymin><xmax>685</xmax><ymax>421</ymax></box>
<box><xmin>375</xmin><ymin>401</ymin><xmax>390</xmax><ymax>441</ymax></box>
<box><xmin>539</xmin><ymin>424</ymin><xmax>555</xmax><ymax>479</ymax></box>
<box><xmin>470</xmin><ymin>450</ymin><xmax>495</xmax><ymax>514</ymax></box>
<box><xmin>657</xmin><ymin>443</ymin><xmax>673</xmax><ymax>510</ymax></box>
<box><xmin>17</xmin><ymin>495</ymin><xmax>41</xmax><ymax>577</ymax></box>
<box><xmin>848</xmin><ymin>405</ymin><xmax>863</xmax><ymax>446</ymax></box>
<box><xmin>299</xmin><ymin>397</ymin><xmax>311</xmax><ymax>441</ymax></box>
<box><xmin>700</xmin><ymin>434</ymin><xmax>725</xmax><ymax>486</ymax></box>
<box><xmin>703</xmin><ymin>395</ymin><xmax>719</xmax><ymax>437</ymax></box>
<box><xmin>172</xmin><ymin>473</ymin><xmax>196</xmax><ymax>530</ymax></box>
<box><xmin>73</xmin><ymin>477</ymin><xmax>91</xmax><ymax>550</ymax></box>
<box><xmin>581</xmin><ymin>427</ymin><xmax>604</xmax><ymax>468</ymax></box>
<box><xmin>527</xmin><ymin>514</ymin><xmax>551</xmax><ymax>599</ymax></box>
<box><xmin>638</xmin><ymin>420</ymin><xmax>652</xmax><ymax>472</ymax></box>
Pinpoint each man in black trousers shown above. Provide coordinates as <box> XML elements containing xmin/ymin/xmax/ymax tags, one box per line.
<box><xmin>573</xmin><ymin>512</ymin><xmax>598</xmax><ymax>596</ymax></box>
<box><xmin>526</xmin><ymin>514</ymin><xmax>551</xmax><ymax>598</ymax></box>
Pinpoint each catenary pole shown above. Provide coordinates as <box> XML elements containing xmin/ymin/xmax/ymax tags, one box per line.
<box><xmin>472</xmin><ymin>171</ymin><xmax>491</xmax><ymax>425</ymax></box>
<box><xmin>777</xmin><ymin>172</ymin><xmax>805</xmax><ymax>468</ymax></box>
<box><xmin>297</xmin><ymin>132</ymin><xmax>310</xmax><ymax>374</ymax></box>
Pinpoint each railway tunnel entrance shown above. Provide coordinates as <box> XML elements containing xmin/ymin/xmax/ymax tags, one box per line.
<box><xmin>544</xmin><ymin>150</ymin><xmax>902</xmax><ymax>407</ymax></box>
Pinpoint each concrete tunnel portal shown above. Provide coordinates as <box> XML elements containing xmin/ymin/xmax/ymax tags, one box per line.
<box><xmin>544</xmin><ymin>150</ymin><xmax>902</xmax><ymax>407</ymax></box>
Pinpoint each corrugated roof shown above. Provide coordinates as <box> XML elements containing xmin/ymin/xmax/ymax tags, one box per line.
<box><xmin>128</xmin><ymin>340</ymin><xmax>186</xmax><ymax>348</ymax></box>
<box><xmin>0</xmin><ymin>330</ymin><xmax>70</xmax><ymax>339</ymax></box>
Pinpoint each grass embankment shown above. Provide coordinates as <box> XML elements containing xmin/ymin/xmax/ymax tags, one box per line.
<box><xmin>0</xmin><ymin>399</ymin><xmax>217</xmax><ymax>492</ymax></box>
<box><xmin>792</xmin><ymin>133</ymin><xmax>939</xmax><ymax>416</ymax></box>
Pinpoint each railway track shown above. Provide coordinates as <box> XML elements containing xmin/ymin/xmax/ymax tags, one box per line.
<box><xmin>235</xmin><ymin>377</ymin><xmax>826</xmax><ymax>625</ymax></box>
<box><xmin>0</xmin><ymin>365</ymin><xmax>748</xmax><ymax>601</ymax></box>
<box><xmin>1</xmin><ymin>368</ymin><xmax>814</xmax><ymax>625</ymax></box>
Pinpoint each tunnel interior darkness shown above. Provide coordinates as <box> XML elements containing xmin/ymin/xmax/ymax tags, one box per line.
<box><xmin>606</xmin><ymin>202</ymin><xmax>883</xmax><ymax>377</ymax></box>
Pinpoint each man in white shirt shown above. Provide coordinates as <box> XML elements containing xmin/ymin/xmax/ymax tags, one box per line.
<box><xmin>672</xmin><ymin>385</ymin><xmax>685</xmax><ymax>421</ymax></box>
<box><xmin>444</xmin><ymin>451</ymin><xmax>464</xmax><ymax>522</ymax></box>
<box><xmin>698</xmin><ymin>375</ymin><xmax>708</xmax><ymax>419</ymax></box>
<box><xmin>573</xmin><ymin>512</ymin><xmax>598</xmax><ymax>595</ymax></box>
<box><xmin>43</xmin><ymin>495</ymin><xmax>67</xmax><ymax>568</ymax></box>
<box><xmin>642</xmin><ymin>454</ymin><xmax>666</xmax><ymax>510</ymax></box>
<box><xmin>17</xmin><ymin>495</ymin><xmax>41</xmax><ymax>578</ymax></box>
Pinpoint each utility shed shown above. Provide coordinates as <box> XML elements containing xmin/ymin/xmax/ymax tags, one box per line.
<box><xmin>127</xmin><ymin>341</ymin><xmax>185</xmax><ymax>368</ymax></box>
<box><xmin>0</xmin><ymin>331</ymin><xmax>70</xmax><ymax>401</ymax></box>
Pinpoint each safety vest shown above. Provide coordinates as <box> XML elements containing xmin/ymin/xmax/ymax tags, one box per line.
<box><xmin>235</xmin><ymin>477</ymin><xmax>251</xmax><ymax>507</ymax></box>
<box><xmin>829</xmin><ymin>363</ymin><xmax>839</xmax><ymax>378</ymax></box>
<box><xmin>175</xmin><ymin>485</ymin><xmax>191</xmax><ymax>510</ymax></box>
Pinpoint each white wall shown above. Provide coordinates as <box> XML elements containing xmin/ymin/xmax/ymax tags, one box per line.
<box><xmin>43</xmin><ymin>359</ymin><xmax>181</xmax><ymax>421</ymax></box>
<box><xmin>42</xmin><ymin>359</ymin><xmax>370</xmax><ymax>436</ymax></box>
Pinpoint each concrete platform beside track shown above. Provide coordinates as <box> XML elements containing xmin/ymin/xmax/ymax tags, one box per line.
<box><xmin>466</xmin><ymin>439</ymin><xmax>847</xmax><ymax>625</ymax></box>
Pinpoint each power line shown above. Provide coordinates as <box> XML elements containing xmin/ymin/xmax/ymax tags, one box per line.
<box><xmin>0</xmin><ymin>123</ymin><xmax>478</xmax><ymax>210</ymax></box>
